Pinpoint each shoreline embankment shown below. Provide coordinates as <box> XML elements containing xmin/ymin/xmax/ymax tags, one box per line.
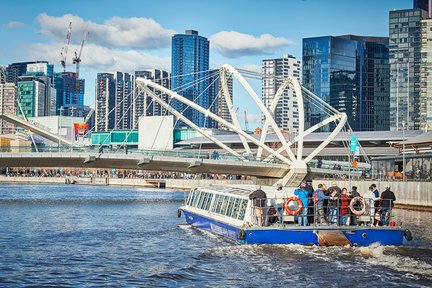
<box><xmin>0</xmin><ymin>176</ymin><xmax>430</xmax><ymax>211</ymax></box>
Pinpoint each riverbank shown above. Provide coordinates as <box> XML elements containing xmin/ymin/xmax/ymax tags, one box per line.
<box><xmin>1</xmin><ymin>176</ymin><xmax>430</xmax><ymax>210</ymax></box>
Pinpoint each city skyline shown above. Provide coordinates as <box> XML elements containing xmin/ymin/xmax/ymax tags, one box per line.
<box><xmin>0</xmin><ymin>0</ymin><xmax>413</xmax><ymax>128</ymax></box>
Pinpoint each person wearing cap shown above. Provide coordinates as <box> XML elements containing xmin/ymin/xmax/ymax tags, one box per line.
<box><xmin>328</xmin><ymin>181</ymin><xmax>342</xmax><ymax>196</ymax></box>
<box><xmin>380</xmin><ymin>185</ymin><xmax>396</xmax><ymax>226</ymax></box>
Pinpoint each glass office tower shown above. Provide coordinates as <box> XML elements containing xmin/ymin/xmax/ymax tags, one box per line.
<box><xmin>171</xmin><ymin>30</ymin><xmax>209</xmax><ymax>128</ymax></box>
<box><xmin>302</xmin><ymin>35</ymin><xmax>390</xmax><ymax>131</ymax></box>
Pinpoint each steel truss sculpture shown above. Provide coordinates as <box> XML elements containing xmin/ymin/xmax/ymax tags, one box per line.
<box><xmin>136</xmin><ymin>64</ymin><xmax>347</xmax><ymax>186</ymax></box>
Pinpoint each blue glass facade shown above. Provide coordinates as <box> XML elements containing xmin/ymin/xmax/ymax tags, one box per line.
<box><xmin>303</xmin><ymin>35</ymin><xmax>390</xmax><ymax>131</ymax></box>
<box><xmin>55</xmin><ymin>72</ymin><xmax>85</xmax><ymax>116</ymax></box>
<box><xmin>171</xmin><ymin>30</ymin><xmax>209</xmax><ymax>128</ymax></box>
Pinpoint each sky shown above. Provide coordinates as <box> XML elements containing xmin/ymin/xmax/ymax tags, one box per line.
<box><xmin>0</xmin><ymin>0</ymin><xmax>412</xmax><ymax>128</ymax></box>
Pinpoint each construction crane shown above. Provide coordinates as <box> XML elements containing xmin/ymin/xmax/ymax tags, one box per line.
<box><xmin>244</xmin><ymin>110</ymin><xmax>249</xmax><ymax>132</ymax></box>
<box><xmin>60</xmin><ymin>22</ymin><xmax>72</xmax><ymax>73</ymax></box>
<box><xmin>72</xmin><ymin>28</ymin><xmax>89</xmax><ymax>78</ymax></box>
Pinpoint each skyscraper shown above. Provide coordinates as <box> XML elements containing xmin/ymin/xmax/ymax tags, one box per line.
<box><xmin>134</xmin><ymin>69</ymin><xmax>170</xmax><ymax>128</ymax></box>
<box><xmin>303</xmin><ymin>35</ymin><xmax>390</xmax><ymax>131</ymax></box>
<box><xmin>17</xmin><ymin>75</ymin><xmax>46</xmax><ymax>118</ymax></box>
<box><xmin>389</xmin><ymin>8</ymin><xmax>427</xmax><ymax>130</ymax></box>
<box><xmin>95</xmin><ymin>72</ymin><xmax>134</xmax><ymax>131</ymax></box>
<box><xmin>0</xmin><ymin>83</ymin><xmax>16</xmax><ymax>134</ymax></box>
<box><xmin>55</xmin><ymin>72</ymin><xmax>85</xmax><ymax>117</ymax></box>
<box><xmin>208</xmin><ymin>69</ymin><xmax>233</xmax><ymax>130</ymax></box>
<box><xmin>171</xmin><ymin>30</ymin><xmax>210</xmax><ymax>128</ymax></box>
<box><xmin>262</xmin><ymin>55</ymin><xmax>301</xmax><ymax>133</ymax></box>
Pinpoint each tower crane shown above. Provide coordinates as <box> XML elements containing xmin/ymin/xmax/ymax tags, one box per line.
<box><xmin>72</xmin><ymin>28</ymin><xmax>89</xmax><ymax>78</ymax></box>
<box><xmin>60</xmin><ymin>22</ymin><xmax>72</xmax><ymax>73</ymax></box>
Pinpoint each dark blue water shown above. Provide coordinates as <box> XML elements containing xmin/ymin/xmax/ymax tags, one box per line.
<box><xmin>0</xmin><ymin>184</ymin><xmax>431</xmax><ymax>287</ymax></box>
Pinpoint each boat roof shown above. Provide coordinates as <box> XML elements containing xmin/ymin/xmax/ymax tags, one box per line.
<box><xmin>201</xmin><ymin>185</ymin><xmax>255</xmax><ymax>197</ymax></box>
<box><xmin>199</xmin><ymin>184</ymin><xmax>286</xmax><ymax>199</ymax></box>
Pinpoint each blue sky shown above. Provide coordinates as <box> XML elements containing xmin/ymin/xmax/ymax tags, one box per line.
<box><xmin>0</xmin><ymin>0</ymin><xmax>411</xmax><ymax>127</ymax></box>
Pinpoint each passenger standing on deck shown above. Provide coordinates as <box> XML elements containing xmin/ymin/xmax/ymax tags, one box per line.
<box><xmin>276</xmin><ymin>183</ymin><xmax>284</xmax><ymax>223</ymax></box>
<box><xmin>380</xmin><ymin>185</ymin><xmax>396</xmax><ymax>226</ymax></box>
<box><xmin>350</xmin><ymin>186</ymin><xmax>360</xmax><ymax>225</ymax></box>
<box><xmin>363</xmin><ymin>186</ymin><xmax>380</xmax><ymax>225</ymax></box>
<box><xmin>294</xmin><ymin>183</ymin><xmax>309</xmax><ymax>226</ymax></box>
<box><xmin>328</xmin><ymin>181</ymin><xmax>342</xmax><ymax>196</ymax></box>
<box><xmin>305</xmin><ymin>180</ymin><xmax>314</xmax><ymax>225</ymax></box>
<box><xmin>328</xmin><ymin>189</ymin><xmax>339</xmax><ymax>224</ymax></box>
<box><xmin>340</xmin><ymin>188</ymin><xmax>352</xmax><ymax>225</ymax></box>
<box><xmin>313</xmin><ymin>184</ymin><xmax>328</xmax><ymax>224</ymax></box>
<box><xmin>249</xmin><ymin>187</ymin><xmax>267</xmax><ymax>226</ymax></box>
<box><xmin>371</xmin><ymin>184</ymin><xmax>380</xmax><ymax>225</ymax></box>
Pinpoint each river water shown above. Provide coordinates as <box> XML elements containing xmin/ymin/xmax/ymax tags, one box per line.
<box><xmin>0</xmin><ymin>184</ymin><xmax>431</xmax><ymax>287</ymax></box>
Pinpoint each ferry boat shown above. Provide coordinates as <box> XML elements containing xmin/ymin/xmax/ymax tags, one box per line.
<box><xmin>178</xmin><ymin>185</ymin><xmax>413</xmax><ymax>246</ymax></box>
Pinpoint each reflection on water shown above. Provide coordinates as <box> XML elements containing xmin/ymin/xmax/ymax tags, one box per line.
<box><xmin>0</xmin><ymin>184</ymin><xmax>431</xmax><ymax>287</ymax></box>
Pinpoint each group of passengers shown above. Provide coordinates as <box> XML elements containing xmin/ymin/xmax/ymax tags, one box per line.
<box><xmin>297</xmin><ymin>181</ymin><xmax>397</xmax><ymax>227</ymax></box>
<box><xmin>250</xmin><ymin>181</ymin><xmax>396</xmax><ymax>227</ymax></box>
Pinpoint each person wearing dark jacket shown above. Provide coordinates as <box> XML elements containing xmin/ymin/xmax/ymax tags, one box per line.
<box><xmin>249</xmin><ymin>187</ymin><xmax>267</xmax><ymax>226</ymax></box>
<box><xmin>305</xmin><ymin>180</ymin><xmax>314</xmax><ymax>225</ymax></box>
<box><xmin>380</xmin><ymin>185</ymin><xmax>396</xmax><ymax>226</ymax></box>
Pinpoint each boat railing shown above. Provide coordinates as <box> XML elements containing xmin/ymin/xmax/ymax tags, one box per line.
<box><xmin>249</xmin><ymin>196</ymin><xmax>399</xmax><ymax>228</ymax></box>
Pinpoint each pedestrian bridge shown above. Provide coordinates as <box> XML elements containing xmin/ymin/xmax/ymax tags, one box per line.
<box><xmin>0</xmin><ymin>149</ymin><xmax>355</xmax><ymax>180</ymax></box>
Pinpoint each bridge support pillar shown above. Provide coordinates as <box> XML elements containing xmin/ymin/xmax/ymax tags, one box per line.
<box><xmin>275</xmin><ymin>160</ymin><xmax>308</xmax><ymax>187</ymax></box>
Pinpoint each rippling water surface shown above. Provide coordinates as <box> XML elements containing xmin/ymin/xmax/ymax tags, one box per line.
<box><xmin>0</xmin><ymin>184</ymin><xmax>431</xmax><ymax>287</ymax></box>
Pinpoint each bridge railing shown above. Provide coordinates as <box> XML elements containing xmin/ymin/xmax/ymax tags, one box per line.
<box><xmin>0</xmin><ymin>146</ymin><xmax>283</xmax><ymax>164</ymax></box>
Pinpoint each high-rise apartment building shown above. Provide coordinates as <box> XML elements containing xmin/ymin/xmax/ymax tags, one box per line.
<box><xmin>17</xmin><ymin>75</ymin><xmax>46</xmax><ymax>118</ymax></box>
<box><xmin>208</xmin><ymin>69</ymin><xmax>233</xmax><ymax>130</ymax></box>
<box><xmin>134</xmin><ymin>69</ymin><xmax>170</xmax><ymax>128</ymax></box>
<box><xmin>0</xmin><ymin>83</ymin><xmax>16</xmax><ymax>134</ymax></box>
<box><xmin>55</xmin><ymin>72</ymin><xmax>85</xmax><ymax>117</ymax></box>
<box><xmin>262</xmin><ymin>55</ymin><xmax>301</xmax><ymax>133</ymax></box>
<box><xmin>389</xmin><ymin>8</ymin><xmax>428</xmax><ymax>130</ymax></box>
<box><xmin>95</xmin><ymin>72</ymin><xmax>134</xmax><ymax>131</ymax></box>
<box><xmin>171</xmin><ymin>30</ymin><xmax>210</xmax><ymax>128</ymax></box>
<box><xmin>303</xmin><ymin>35</ymin><xmax>390</xmax><ymax>131</ymax></box>
<box><xmin>6</xmin><ymin>61</ymin><xmax>52</xmax><ymax>84</ymax></box>
<box><xmin>420</xmin><ymin>17</ymin><xmax>432</xmax><ymax>129</ymax></box>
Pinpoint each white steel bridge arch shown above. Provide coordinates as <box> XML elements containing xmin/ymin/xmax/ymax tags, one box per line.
<box><xmin>136</xmin><ymin>64</ymin><xmax>347</xmax><ymax>186</ymax></box>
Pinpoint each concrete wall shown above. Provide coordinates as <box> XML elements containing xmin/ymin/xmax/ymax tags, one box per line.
<box><xmin>314</xmin><ymin>179</ymin><xmax>432</xmax><ymax>207</ymax></box>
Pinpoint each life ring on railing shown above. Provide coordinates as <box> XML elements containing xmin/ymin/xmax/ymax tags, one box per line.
<box><xmin>349</xmin><ymin>197</ymin><xmax>366</xmax><ymax>216</ymax></box>
<box><xmin>284</xmin><ymin>197</ymin><xmax>303</xmax><ymax>216</ymax></box>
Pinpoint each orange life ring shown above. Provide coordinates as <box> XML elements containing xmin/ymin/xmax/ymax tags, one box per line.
<box><xmin>284</xmin><ymin>197</ymin><xmax>303</xmax><ymax>216</ymax></box>
<box><xmin>349</xmin><ymin>196</ymin><xmax>366</xmax><ymax>216</ymax></box>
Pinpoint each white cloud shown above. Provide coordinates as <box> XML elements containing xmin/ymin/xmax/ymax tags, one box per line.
<box><xmin>36</xmin><ymin>13</ymin><xmax>175</xmax><ymax>49</ymax></box>
<box><xmin>29</xmin><ymin>42</ymin><xmax>170</xmax><ymax>72</ymax></box>
<box><xmin>5</xmin><ymin>21</ymin><xmax>25</xmax><ymax>29</ymax></box>
<box><xmin>210</xmin><ymin>31</ymin><xmax>294</xmax><ymax>58</ymax></box>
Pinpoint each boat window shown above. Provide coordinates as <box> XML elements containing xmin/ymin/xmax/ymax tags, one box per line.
<box><xmin>220</xmin><ymin>195</ymin><xmax>229</xmax><ymax>214</ymax></box>
<box><xmin>231</xmin><ymin>198</ymin><xmax>242</xmax><ymax>219</ymax></box>
<box><xmin>197</xmin><ymin>191</ymin><xmax>207</xmax><ymax>209</ymax></box>
<box><xmin>225</xmin><ymin>197</ymin><xmax>235</xmax><ymax>217</ymax></box>
<box><xmin>203</xmin><ymin>193</ymin><xmax>214</xmax><ymax>210</ymax></box>
<box><xmin>187</xmin><ymin>189</ymin><xmax>195</xmax><ymax>206</ymax></box>
<box><xmin>191</xmin><ymin>190</ymin><xmax>201</xmax><ymax>208</ymax></box>
<box><xmin>237</xmin><ymin>199</ymin><xmax>248</xmax><ymax>220</ymax></box>
<box><xmin>211</xmin><ymin>194</ymin><xmax>223</xmax><ymax>214</ymax></box>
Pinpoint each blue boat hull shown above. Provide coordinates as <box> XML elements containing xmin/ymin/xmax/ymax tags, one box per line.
<box><xmin>182</xmin><ymin>210</ymin><xmax>407</xmax><ymax>246</ymax></box>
